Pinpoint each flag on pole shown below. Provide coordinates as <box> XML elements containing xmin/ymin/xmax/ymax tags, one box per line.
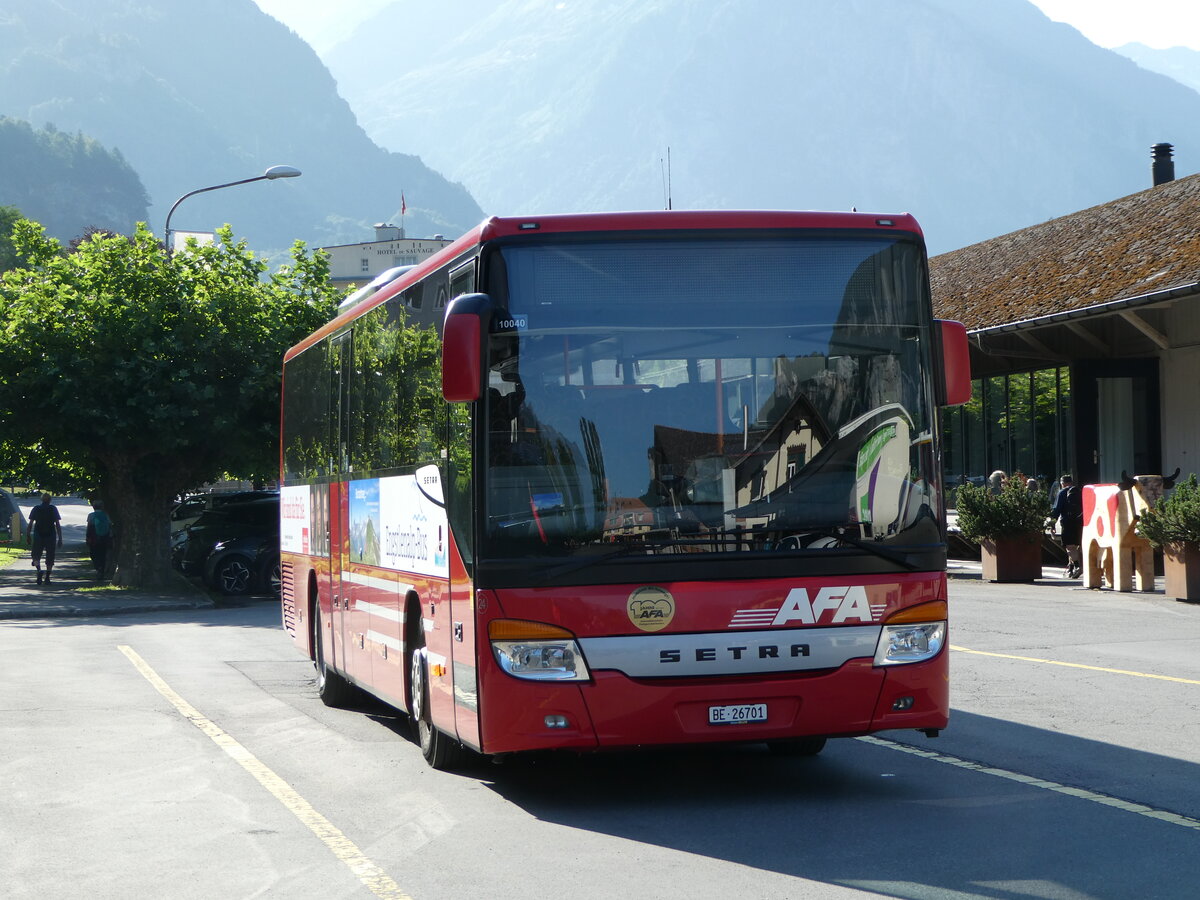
<box><xmin>401</xmin><ymin>192</ymin><xmax>407</xmax><ymax>216</ymax></box>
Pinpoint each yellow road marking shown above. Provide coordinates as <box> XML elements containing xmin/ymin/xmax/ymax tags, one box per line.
<box><xmin>857</xmin><ymin>735</ymin><xmax>1200</xmax><ymax>831</ymax></box>
<box><xmin>951</xmin><ymin>645</ymin><xmax>1200</xmax><ymax>685</ymax></box>
<box><xmin>119</xmin><ymin>645</ymin><xmax>411</xmax><ymax>900</ymax></box>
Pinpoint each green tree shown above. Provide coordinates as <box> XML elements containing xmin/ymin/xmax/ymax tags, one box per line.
<box><xmin>0</xmin><ymin>205</ymin><xmax>22</xmax><ymax>272</ymax></box>
<box><xmin>0</xmin><ymin>219</ymin><xmax>340</xmax><ymax>587</ymax></box>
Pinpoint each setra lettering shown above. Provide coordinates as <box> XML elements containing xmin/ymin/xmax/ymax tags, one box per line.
<box><xmin>657</xmin><ymin>644</ymin><xmax>812</xmax><ymax>664</ymax></box>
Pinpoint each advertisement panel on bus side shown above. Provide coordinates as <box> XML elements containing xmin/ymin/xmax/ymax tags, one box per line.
<box><xmin>282</xmin><ymin>469</ymin><xmax>448</xmax><ymax>576</ymax></box>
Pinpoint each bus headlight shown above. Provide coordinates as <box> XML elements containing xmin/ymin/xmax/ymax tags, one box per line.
<box><xmin>874</xmin><ymin>621</ymin><xmax>946</xmax><ymax>665</ymax></box>
<box><xmin>488</xmin><ymin>619</ymin><xmax>591</xmax><ymax>682</ymax></box>
<box><xmin>873</xmin><ymin>601</ymin><xmax>947</xmax><ymax>666</ymax></box>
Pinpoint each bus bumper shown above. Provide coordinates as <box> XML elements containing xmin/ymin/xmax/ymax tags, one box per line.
<box><xmin>477</xmin><ymin>653</ymin><xmax>948</xmax><ymax>755</ymax></box>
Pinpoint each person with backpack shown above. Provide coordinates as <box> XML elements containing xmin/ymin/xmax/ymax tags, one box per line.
<box><xmin>86</xmin><ymin>499</ymin><xmax>114</xmax><ymax>578</ymax></box>
<box><xmin>26</xmin><ymin>493</ymin><xmax>63</xmax><ymax>585</ymax></box>
<box><xmin>1048</xmin><ymin>474</ymin><xmax>1084</xmax><ymax>578</ymax></box>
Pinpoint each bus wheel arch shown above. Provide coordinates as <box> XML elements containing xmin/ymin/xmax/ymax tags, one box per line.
<box><xmin>312</xmin><ymin>576</ymin><xmax>357</xmax><ymax>708</ymax></box>
<box><xmin>307</xmin><ymin>572</ymin><xmax>320</xmax><ymax>663</ymax></box>
<box><xmin>405</xmin><ymin>593</ymin><xmax>467</xmax><ymax>770</ymax></box>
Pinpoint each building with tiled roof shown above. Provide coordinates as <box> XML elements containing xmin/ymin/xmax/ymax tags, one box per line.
<box><xmin>929</xmin><ymin>146</ymin><xmax>1200</xmax><ymax>488</ymax></box>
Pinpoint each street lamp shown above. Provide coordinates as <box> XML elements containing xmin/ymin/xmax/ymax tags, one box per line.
<box><xmin>163</xmin><ymin>164</ymin><xmax>301</xmax><ymax>254</ymax></box>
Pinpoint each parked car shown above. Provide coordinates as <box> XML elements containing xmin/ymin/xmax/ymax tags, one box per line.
<box><xmin>169</xmin><ymin>490</ymin><xmax>278</xmax><ymax>535</ymax></box>
<box><xmin>172</xmin><ymin>497</ymin><xmax>279</xmax><ymax>595</ymax></box>
<box><xmin>204</xmin><ymin>533</ymin><xmax>280</xmax><ymax>596</ymax></box>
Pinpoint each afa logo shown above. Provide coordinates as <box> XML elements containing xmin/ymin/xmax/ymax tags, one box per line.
<box><xmin>729</xmin><ymin>585</ymin><xmax>884</xmax><ymax>628</ymax></box>
<box><xmin>627</xmin><ymin>586</ymin><xmax>676</xmax><ymax>633</ymax></box>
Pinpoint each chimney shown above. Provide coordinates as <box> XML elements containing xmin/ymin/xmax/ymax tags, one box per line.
<box><xmin>1152</xmin><ymin>143</ymin><xmax>1175</xmax><ymax>186</ymax></box>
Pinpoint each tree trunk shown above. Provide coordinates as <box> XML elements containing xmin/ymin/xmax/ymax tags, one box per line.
<box><xmin>101</xmin><ymin>456</ymin><xmax>191</xmax><ymax>590</ymax></box>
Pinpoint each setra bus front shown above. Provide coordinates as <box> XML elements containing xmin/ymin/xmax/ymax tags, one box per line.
<box><xmin>446</xmin><ymin>211</ymin><xmax>971</xmax><ymax>759</ymax></box>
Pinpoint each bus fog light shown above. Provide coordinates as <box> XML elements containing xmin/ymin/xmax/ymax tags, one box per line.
<box><xmin>544</xmin><ymin>715</ymin><xmax>569</xmax><ymax>728</ymax></box>
<box><xmin>492</xmin><ymin>639</ymin><xmax>591</xmax><ymax>681</ymax></box>
<box><xmin>874</xmin><ymin>621</ymin><xmax>946</xmax><ymax>666</ymax></box>
<box><xmin>892</xmin><ymin>696</ymin><xmax>914</xmax><ymax>710</ymax></box>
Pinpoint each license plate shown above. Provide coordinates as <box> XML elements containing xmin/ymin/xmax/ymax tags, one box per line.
<box><xmin>708</xmin><ymin>703</ymin><xmax>768</xmax><ymax>725</ymax></box>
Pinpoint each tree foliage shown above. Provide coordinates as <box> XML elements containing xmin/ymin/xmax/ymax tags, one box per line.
<box><xmin>0</xmin><ymin>219</ymin><xmax>340</xmax><ymax>586</ymax></box>
<box><xmin>1137</xmin><ymin>474</ymin><xmax>1200</xmax><ymax>548</ymax></box>
<box><xmin>0</xmin><ymin>205</ymin><xmax>23</xmax><ymax>273</ymax></box>
<box><xmin>955</xmin><ymin>478</ymin><xmax>1051</xmax><ymax>541</ymax></box>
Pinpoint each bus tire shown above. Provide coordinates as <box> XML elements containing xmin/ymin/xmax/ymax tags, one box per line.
<box><xmin>408</xmin><ymin>628</ymin><xmax>467</xmax><ymax>770</ymax></box>
<box><xmin>767</xmin><ymin>737</ymin><xmax>827</xmax><ymax>757</ymax></box>
<box><xmin>314</xmin><ymin>611</ymin><xmax>357</xmax><ymax>708</ymax></box>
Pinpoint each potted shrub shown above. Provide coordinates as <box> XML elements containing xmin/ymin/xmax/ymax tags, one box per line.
<box><xmin>1137</xmin><ymin>473</ymin><xmax>1200</xmax><ymax>602</ymax></box>
<box><xmin>955</xmin><ymin>478</ymin><xmax>1051</xmax><ymax>582</ymax></box>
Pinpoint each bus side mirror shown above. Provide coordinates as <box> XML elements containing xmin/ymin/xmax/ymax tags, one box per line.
<box><xmin>442</xmin><ymin>293</ymin><xmax>492</xmax><ymax>402</ymax></box>
<box><xmin>937</xmin><ymin>319</ymin><xmax>971</xmax><ymax>407</ymax></box>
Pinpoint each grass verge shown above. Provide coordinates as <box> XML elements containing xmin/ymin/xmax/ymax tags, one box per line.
<box><xmin>0</xmin><ymin>545</ymin><xmax>24</xmax><ymax>569</ymax></box>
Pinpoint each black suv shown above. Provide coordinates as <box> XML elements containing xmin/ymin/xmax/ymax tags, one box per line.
<box><xmin>170</xmin><ymin>489</ymin><xmax>278</xmax><ymax>535</ymax></box>
<box><xmin>172</xmin><ymin>497</ymin><xmax>279</xmax><ymax>595</ymax></box>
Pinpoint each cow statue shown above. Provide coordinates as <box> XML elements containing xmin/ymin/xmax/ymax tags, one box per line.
<box><xmin>1081</xmin><ymin>469</ymin><xmax>1179</xmax><ymax>592</ymax></box>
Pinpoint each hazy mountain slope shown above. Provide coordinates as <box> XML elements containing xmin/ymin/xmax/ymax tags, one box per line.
<box><xmin>325</xmin><ymin>0</ymin><xmax>1200</xmax><ymax>254</ymax></box>
<box><xmin>0</xmin><ymin>0</ymin><xmax>482</xmax><ymax>250</ymax></box>
<box><xmin>1116</xmin><ymin>43</ymin><xmax>1200</xmax><ymax>95</ymax></box>
<box><xmin>1</xmin><ymin>117</ymin><xmax>148</xmax><ymax>241</ymax></box>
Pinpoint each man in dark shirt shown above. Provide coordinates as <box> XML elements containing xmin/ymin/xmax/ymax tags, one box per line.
<box><xmin>27</xmin><ymin>493</ymin><xmax>63</xmax><ymax>585</ymax></box>
<box><xmin>1049</xmin><ymin>475</ymin><xmax>1084</xmax><ymax>578</ymax></box>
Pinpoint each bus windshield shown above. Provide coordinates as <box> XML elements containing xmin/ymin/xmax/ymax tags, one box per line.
<box><xmin>483</xmin><ymin>234</ymin><xmax>938</xmax><ymax>562</ymax></box>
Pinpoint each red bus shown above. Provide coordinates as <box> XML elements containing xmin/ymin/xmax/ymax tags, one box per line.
<box><xmin>280</xmin><ymin>210</ymin><xmax>971</xmax><ymax>768</ymax></box>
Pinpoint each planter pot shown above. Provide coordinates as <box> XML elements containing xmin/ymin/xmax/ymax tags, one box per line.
<box><xmin>980</xmin><ymin>534</ymin><xmax>1043</xmax><ymax>583</ymax></box>
<box><xmin>1164</xmin><ymin>541</ymin><xmax>1200</xmax><ymax>603</ymax></box>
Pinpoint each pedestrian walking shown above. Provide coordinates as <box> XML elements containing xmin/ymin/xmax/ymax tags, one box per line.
<box><xmin>1048</xmin><ymin>474</ymin><xmax>1084</xmax><ymax>578</ymax></box>
<box><xmin>86</xmin><ymin>499</ymin><xmax>114</xmax><ymax>578</ymax></box>
<box><xmin>27</xmin><ymin>492</ymin><xmax>63</xmax><ymax>585</ymax></box>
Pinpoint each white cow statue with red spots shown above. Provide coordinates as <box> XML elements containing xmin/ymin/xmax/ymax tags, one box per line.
<box><xmin>1081</xmin><ymin>469</ymin><xmax>1179</xmax><ymax>592</ymax></box>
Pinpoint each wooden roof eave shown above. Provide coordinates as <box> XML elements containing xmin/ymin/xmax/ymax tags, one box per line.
<box><xmin>962</xmin><ymin>281</ymin><xmax>1199</xmax><ymax>377</ymax></box>
<box><xmin>966</xmin><ymin>281</ymin><xmax>1199</xmax><ymax>340</ymax></box>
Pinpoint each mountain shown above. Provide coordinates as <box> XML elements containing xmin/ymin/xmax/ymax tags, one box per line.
<box><xmin>1</xmin><ymin>117</ymin><xmax>148</xmax><ymax>242</ymax></box>
<box><xmin>0</xmin><ymin>0</ymin><xmax>482</xmax><ymax>251</ymax></box>
<box><xmin>322</xmin><ymin>0</ymin><xmax>1200</xmax><ymax>255</ymax></box>
<box><xmin>1116</xmin><ymin>43</ymin><xmax>1200</xmax><ymax>95</ymax></box>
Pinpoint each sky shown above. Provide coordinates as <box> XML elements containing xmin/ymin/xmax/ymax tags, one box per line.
<box><xmin>252</xmin><ymin>0</ymin><xmax>1200</xmax><ymax>56</ymax></box>
<box><xmin>1028</xmin><ymin>0</ymin><xmax>1200</xmax><ymax>50</ymax></box>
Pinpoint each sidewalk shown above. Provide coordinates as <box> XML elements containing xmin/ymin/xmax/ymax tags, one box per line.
<box><xmin>947</xmin><ymin>556</ymin><xmax>1188</xmax><ymax>602</ymax></box>
<box><xmin>0</xmin><ymin>539</ymin><xmax>214</xmax><ymax>620</ymax></box>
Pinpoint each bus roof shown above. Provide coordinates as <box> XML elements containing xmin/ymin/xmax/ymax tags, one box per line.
<box><xmin>477</xmin><ymin>209</ymin><xmax>923</xmax><ymax>241</ymax></box>
<box><xmin>286</xmin><ymin>209</ymin><xmax>923</xmax><ymax>361</ymax></box>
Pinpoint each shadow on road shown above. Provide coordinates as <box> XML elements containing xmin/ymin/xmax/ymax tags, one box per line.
<box><xmin>471</xmin><ymin>715</ymin><xmax>1200</xmax><ymax>899</ymax></box>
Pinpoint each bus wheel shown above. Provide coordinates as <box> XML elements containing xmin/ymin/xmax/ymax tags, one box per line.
<box><xmin>767</xmin><ymin>737</ymin><xmax>827</xmax><ymax>757</ymax></box>
<box><xmin>314</xmin><ymin>613</ymin><xmax>357</xmax><ymax>708</ymax></box>
<box><xmin>409</xmin><ymin>631</ymin><xmax>466</xmax><ymax>770</ymax></box>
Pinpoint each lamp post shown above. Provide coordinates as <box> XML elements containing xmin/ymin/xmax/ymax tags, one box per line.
<box><xmin>163</xmin><ymin>164</ymin><xmax>301</xmax><ymax>254</ymax></box>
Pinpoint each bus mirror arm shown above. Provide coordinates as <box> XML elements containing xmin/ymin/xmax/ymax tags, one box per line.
<box><xmin>935</xmin><ymin>319</ymin><xmax>971</xmax><ymax>407</ymax></box>
<box><xmin>442</xmin><ymin>293</ymin><xmax>495</xmax><ymax>402</ymax></box>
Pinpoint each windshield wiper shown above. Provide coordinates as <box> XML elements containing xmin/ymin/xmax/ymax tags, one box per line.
<box><xmin>786</xmin><ymin>524</ymin><xmax>922</xmax><ymax>571</ymax></box>
<box><xmin>528</xmin><ymin>538</ymin><xmax>702</xmax><ymax>582</ymax></box>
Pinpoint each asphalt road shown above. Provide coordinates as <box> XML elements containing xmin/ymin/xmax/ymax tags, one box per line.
<box><xmin>1</xmin><ymin>566</ymin><xmax>1198</xmax><ymax>899</ymax></box>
